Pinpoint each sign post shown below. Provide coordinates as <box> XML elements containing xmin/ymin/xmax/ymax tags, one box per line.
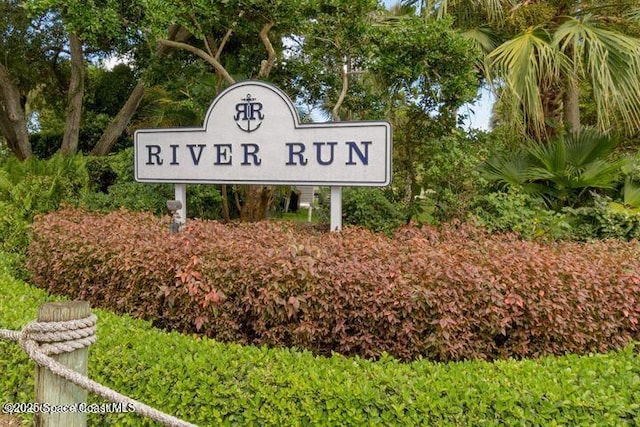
<box><xmin>174</xmin><ymin>183</ymin><xmax>186</xmax><ymax>224</ymax></box>
<box><xmin>330</xmin><ymin>186</ymin><xmax>342</xmax><ymax>231</ymax></box>
<box><xmin>135</xmin><ymin>81</ymin><xmax>391</xmax><ymax>231</ymax></box>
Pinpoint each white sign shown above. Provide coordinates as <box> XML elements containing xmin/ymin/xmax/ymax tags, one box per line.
<box><xmin>135</xmin><ymin>81</ymin><xmax>392</xmax><ymax>186</ymax></box>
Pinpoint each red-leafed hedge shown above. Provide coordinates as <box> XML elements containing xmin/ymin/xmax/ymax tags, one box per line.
<box><xmin>27</xmin><ymin>208</ymin><xmax>640</xmax><ymax>361</ymax></box>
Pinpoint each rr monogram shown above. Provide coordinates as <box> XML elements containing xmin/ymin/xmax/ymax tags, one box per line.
<box><xmin>234</xmin><ymin>93</ymin><xmax>264</xmax><ymax>133</ymax></box>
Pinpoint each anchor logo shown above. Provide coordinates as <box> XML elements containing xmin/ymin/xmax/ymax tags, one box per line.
<box><xmin>233</xmin><ymin>93</ymin><xmax>264</xmax><ymax>133</ymax></box>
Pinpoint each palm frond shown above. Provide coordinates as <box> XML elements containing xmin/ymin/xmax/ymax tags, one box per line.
<box><xmin>553</xmin><ymin>16</ymin><xmax>640</xmax><ymax>134</ymax></box>
<box><xmin>526</xmin><ymin>138</ymin><xmax>567</xmax><ymax>177</ymax></box>
<box><xmin>483</xmin><ymin>129</ymin><xmax>624</xmax><ymax>208</ymax></box>
<box><xmin>481</xmin><ymin>152</ymin><xmax>532</xmax><ymax>188</ymax></box>
<box><xmin>132</xmin><ymin>87</ymin><xmax>201</xmax><ymax>130</ymax></box>
<box><xmin>422</xmin><ymin>0</ymin><xmax>510</xmax><ymax>22</ymax></box>
<box><xmin>462</xmin><ymin>25</ymin><xmax>500</xmax><ymax>54</ymax></box>
<box><xmin>575</xmin><ymin>159</ymin><xmax>624</xmax><ymax>190</ymax></box>
<box><xmin>487</xmin><ymin>27</ymin><xmax>569</xmax><ymax>138</ymax></box>
<box><xmin>480</xmin><ymin>0</ymin><xmax>512</xmax><ymax>22</ymax></box>
<box><xmin>561</xmin><ymin>128</ymin><xmax>618</xmax><ymax>166</ymax></box>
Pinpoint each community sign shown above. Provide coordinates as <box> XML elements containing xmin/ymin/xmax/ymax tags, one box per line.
<box><xmin>135</xmin><ymin>80</ymin><xmax>392</xmax><ymax>186</ymax></box>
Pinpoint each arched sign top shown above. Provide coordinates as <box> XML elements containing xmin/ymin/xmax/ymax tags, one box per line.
<box><xmin>135</xmin><ymin>80</ymin><xmax>392</xmax><ymax>186</ymax></box>
<box><xmin>202</xmin><ymin>81</ymin><xmax>302</xmax><ymax>133</ymax></box>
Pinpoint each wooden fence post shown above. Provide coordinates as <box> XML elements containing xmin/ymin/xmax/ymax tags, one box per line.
<box><xmin>34</xmin><ymin>301</ymin><xmax>90</xmax><ymax>427</ymax></box>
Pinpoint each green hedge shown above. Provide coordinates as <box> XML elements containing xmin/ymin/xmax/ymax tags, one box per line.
<box><xmin>2</xmin><ymin>255</ymin><xmax>640</xmax><ymax>426</ymax></box>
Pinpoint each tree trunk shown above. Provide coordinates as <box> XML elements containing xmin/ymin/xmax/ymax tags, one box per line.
<box><xmin>60</xmin><ymin>33</ymin><xmax>84</xmax><ymax>155</ymax></box>
<box><xmin>0</xmin><ymin>63</ymin><xmax>32</xmax><ymax>159</ymax></box>
<box><xmin>534</xmin><ymin>82</ymin><xmax>563</xmax><ymax>140</ymax></box>
<box><xmin>239</xmin><ymin>185</ymin><xmax>274</xmax><ymax>221</ymax></box>
<box><xmin>220</xmin><ymin>184</ymin><xmax>231</xmax><ymax>222</ymax></box>
<box><xmin>563</xmin><ymin>77</ymin><xmax>580</xmax><ymax>133</ymax></box>
<box><xmin>90</xmin><ymin>80</ymin><xmax>146</xmax><ymax>156</ymax></box>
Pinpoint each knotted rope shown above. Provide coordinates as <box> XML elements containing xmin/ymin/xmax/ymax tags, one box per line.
<box><xmin>20</xmin><ymin>314</ymin><xmax>98</xmax><ymax>355</ymax></box>
<box><xmin>0</xmin><ymin>314</ymin><xmax>197</xmax><ymax>427</ymax></box>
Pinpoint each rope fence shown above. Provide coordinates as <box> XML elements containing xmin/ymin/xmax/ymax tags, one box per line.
<box><xmin>0</xmin><ymin>302</ymin><xmax>197</xmax><ymax>427</ymax></box>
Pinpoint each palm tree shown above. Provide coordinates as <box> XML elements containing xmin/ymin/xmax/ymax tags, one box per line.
<box><xmin>404</xmin><ymin>0</ymin><xmax>640</xmax><ymax>140</ymax></box>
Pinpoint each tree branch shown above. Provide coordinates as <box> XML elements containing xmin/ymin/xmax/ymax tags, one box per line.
<box><xmin>91</xmin><ymin>80</ymin><xmax>146</xmax><ymax>156</ymax></box>
<box><xmin>332</xmin><ymin>60</ymin><xmax>349</xmax><ymax>121</ymax></box>
<box><xmin>157</xmin><ymin>39</ymin><xmax>236</xmax><ymax>85</ymax></box>
<box><xmin>159</xmin><ymin>25</ymin><xmax>192</xmax><ymax>56</ymax></box>
<box><xmin>258</xmin><ymin>21</ymin><xmax>276</xmax><ymax>78</ymax></box>
<box><xmin>216</xmin><ymin>29</ymin><xmax>233</xmax><ymax>61</ymax></box>
<box><xmin>91</xmin><ymin>25</ymin><xmax>193</xmax><ymax>156</ymax></box>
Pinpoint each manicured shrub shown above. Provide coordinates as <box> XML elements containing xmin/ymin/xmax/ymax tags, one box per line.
<box><xmin>395</xmin><ymin>224</ymin><xmax>640</xmax><ymax>360</ymax></box>
<box><xmin>28</xmin><ymin>208</ymin><xmax>640</xmax><ymax>361</ymax></box>
<box><xmin>1</xmin><ymin>270</ymin><xmax>639</xmax><ymax>426</ymax></box>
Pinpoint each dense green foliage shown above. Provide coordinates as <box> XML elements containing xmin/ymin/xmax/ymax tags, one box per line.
<box><xmin>28</xmin><ymin>208</ymin><xmax>640</xmax><ymax>362</ymax></box>
<box><xmin>0</xmin><ymin>153</ymin><xmax>89</xmax><ymax>258</ymax></box>
<box><xmin>0</xmin><ymin>149</ymin><xmax>221</xmax><ymax>265</ymax></box>
<box><xmin>3</xmin><ymin>0</ymin><xmax>640</xmax><ymax>233</ymax></box>
<box><xmin>472</xmin><ymin>191</ymin><xmax>571</xmax><ymax>239</ymax></box>
<box><xmin>0</xmin><ymin>202</ymin><xmax>30</xmax><ymax>255</ymax></box>
<box><xmin>482</xmin><ymin>129</ymin><xmax>624</xmax><ymax>209</ymax></box>
<box><xmin>27</xmin><ymin>64</ymin><xmax>139</xmax><ymax>158</ymax></box>
<box><xmin>3</xmin><ymin>123</ymin><xmax>640</xmax><ymax>241</ymax></box>
<box><xmin>340</xmin><ymin>188</ymin><xmax>406</xmax><ymax>234</ymax></box>
<box><xmin>474</xmin><ymin>129</ymin><xmax>640</xmax><ymax>240</ymax></box>
<box><xmin>0</xmin><ymin>153</ymin><xmax>89</xmax><ymax>218</ymax></box>
<box><xmin>410</xmin><ymin>129</ymin><xmax>499</xmax><ymax>223</ymax></box>
<box><xmin>2</xmin><ymin>255</ymin><xmax>639</xmax><ymax>426</ymax></box>
<box><xmin>81</xmin><ymin>148</ymin><xmax>222</xmax><ymax>219</ymax></box>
